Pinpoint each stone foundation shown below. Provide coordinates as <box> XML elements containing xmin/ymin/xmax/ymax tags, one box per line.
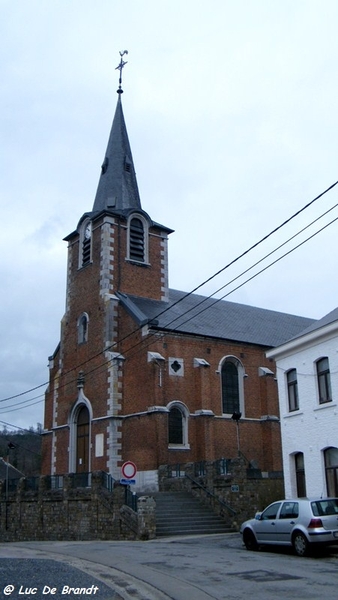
<box><xmin>0</xmin><ymin>472</ymin><xmax>156</xmax><ymax>542</ymax></box>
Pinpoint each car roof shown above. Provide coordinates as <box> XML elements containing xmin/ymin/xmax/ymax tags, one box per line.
<box><xmin>271</xmin><ymin>498</ymin><xmax>338</xmax><ymax>503</ymax></box>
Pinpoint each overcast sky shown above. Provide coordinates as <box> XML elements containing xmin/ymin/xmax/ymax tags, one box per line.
<box><xmin>2</xmin><ymin>0</ymin><xmax>338</xmax><ymax>430</ymax></box>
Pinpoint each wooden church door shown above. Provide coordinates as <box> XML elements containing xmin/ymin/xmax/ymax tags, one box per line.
<box><xmin>76</xmin><ymin>405</ymin><xmax>90</xmax><ymax>473</ymax></box>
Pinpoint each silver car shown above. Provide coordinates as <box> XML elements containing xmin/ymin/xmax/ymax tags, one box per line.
<box><xmin>240</xmin><ymin>498</ymin><xmax>338</xmax><ymax>556</ymax></box>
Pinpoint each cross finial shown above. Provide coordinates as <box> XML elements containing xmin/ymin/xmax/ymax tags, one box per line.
<box><xmin>115</xmin><ymin>50</ymin><xmax>128</xmax><ymax>94</ymax></box>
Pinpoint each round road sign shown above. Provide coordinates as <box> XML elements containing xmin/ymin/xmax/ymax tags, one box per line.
<box><xmin>121</xmin><ymin>461</ymin><xmax>137</xmax><ymax>479</ymax></box>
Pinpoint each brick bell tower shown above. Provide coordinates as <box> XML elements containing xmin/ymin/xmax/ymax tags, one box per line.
<box><xmin>42</xmin><ymin>53</ymin><xmax>173</xmax><ymax>479</ymax></box>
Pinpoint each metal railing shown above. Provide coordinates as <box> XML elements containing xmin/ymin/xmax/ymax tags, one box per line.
<box><xmin>44</xmin><ymin>475</ymin><xmax>64</xmax><ymax>490</ymax></box>
<box><xmin>5</xmin><ymin>478</ymin><xmax>19</xmax><ymax>494</ymax></box>
<box><xmin>185</xmin><ymin>473</ymin><xmax>236</xmax><ymax>516</ymax></box>
<box><xmin>216</xmin><ymin>458</ymin><xmax>230</xmax><ymax>476</ymax></box>
<box><xmin>100</xmin><ymin>471</ymin><xmax>115</xmax><ymax>492</ymax></box>
<box><xmin>194</xmin><ymin>461</ymin><xmax>206</xmax><ymax>477</ymax></box>
<box><xmin>124</xmin><ymin>487</ymin><xmax>138</xmax><ymax>512</ymax></box>
<box><xmin>23</xmin><ymin>476</ymin><xmax>40</xmax><ymax>491</ymax></box>
<box><xmin>68</xmin><ymin>472</ymin><xmax>92</xmax><ymax>488</ymax></box>
<box><xmin>169</xmin><ymin>464</ymin><xmax>185</xmax><ymax>478</ymax></box>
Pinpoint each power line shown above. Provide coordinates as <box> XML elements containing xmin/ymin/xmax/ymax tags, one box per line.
<box><xmin>0</xmin><ymin>420</ymin><xmax>41</xmax><ymax>435</ymax></box>
<box><xmin>28</xmin><ymin>198</ymin><xmax>338</xmax><ymax>393</ymax></box>
<box><xmin>171</xmin><ymin>215</ymin><xmax>338</xmax><ymax>333</ymax></box>
<box><xmin>1</xmin><ymin>180</ymin><xmax>338</xmax><ymax>406</ymax></box>
<box><xmin>154</xmin><ymin>202</ymin><xmax>338</xmax><ymax>332</ymax></box>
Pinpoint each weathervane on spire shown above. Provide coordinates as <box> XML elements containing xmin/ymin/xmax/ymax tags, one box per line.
<box><xmin>116</xmin><ymin>50</ymin><xmax>128</xmax><ymax>94</ymax></box>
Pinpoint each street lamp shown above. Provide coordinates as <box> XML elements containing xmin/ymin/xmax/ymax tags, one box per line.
<box><xmin>231</xmin><ymin>412</ymin><xmax>242</xmax><ymax>455</ymax></box>
<box><xmin>5</xmin><ymin>442</ymin><xmax>16</xmax><ymax>530</ymax></box>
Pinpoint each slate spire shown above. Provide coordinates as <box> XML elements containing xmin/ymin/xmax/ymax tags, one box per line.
<box><xmin>92</xmin><ymin>52</ymin><xmax>141</xmax><ymax>213</ymax></box>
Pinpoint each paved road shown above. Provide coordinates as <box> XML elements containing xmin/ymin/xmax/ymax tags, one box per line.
<box><xmin>1</xmin><ymin>534</ymin><xmax>338</xmax><ymax>600</ymax></box>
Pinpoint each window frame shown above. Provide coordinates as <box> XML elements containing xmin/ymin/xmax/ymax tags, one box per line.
<box><xmin>167</xmin><ymin>401</ymin><xmax>189</xmax><ymax>449</ymax></box>
<box><xmin>324</xmin><ymin>447</ymin><xmax>338</xmax><ymax>496</ymax></box>
<box><xmin>316</xmin><ymin>357</ymin><xmax>332</xmax><ymax>404</ymax></box>
<box><xmin>127</xmin><ymin>214</ymin><xmax>149</xmax><ymax>264</ymax></box>
<box><xmin>286</xmin><ymin>368</ymin><xmax>299</xmax><ymax>412</ymax></box>
<box><xmin>219</xmin><ymin>356</ymin><xmax>245</xmax><ymax>417</ymax></box>
<box><xmin>294</xmin><ymin>452</ymin><xmax>306</xmax><ymax>497</ymax></box>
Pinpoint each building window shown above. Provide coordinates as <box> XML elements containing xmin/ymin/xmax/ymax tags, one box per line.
<box><xmin>287</xmin><ymin>369</ymin><xmax>299</xmax><ymax>412</ymax></box>
<box><xmin>220</xmin><ymin>357</ymin><xmax>245</xmax><ymax>415</ymax></box>
<box><xmin>324</xmin><ymin>447</ymin><xmax>338</xmax><ymax>496</ymax></box>
<box><xmin>80</xmin><ymin>220</ymin><xmax>92</xmax><ymax>267</ymax></box>
<box><xmin>168</xmin><ymin>407</ymin><xmax>183</xmax><ymax>444</ymax></box>
<box><xmin>77</xmin><ymin>313</ymin><xmax>89</xmax><ymax>344</ymax></box>
<box><xmin>167</xmin><ymin>402</ymin><xmax>189</xmax><ymax>447</ymax></box>
<box><xmin>169</xmin><ymin>357</ymin><xmax>184</xmax><ymax>377</ymax></box>
<box><xmin>129</xmin><ymin>217</ymin><xmax>145</xmax><ymax>262</ymax></box>
<box><xmin>316</xmin><ymin>357</ymin><xmax>332</xmax><ymax>404</ymax></box>
<box><xmin>295</xmin><ymin>452</ymin><xmax>306</xmax><ymax>497</ymax></box>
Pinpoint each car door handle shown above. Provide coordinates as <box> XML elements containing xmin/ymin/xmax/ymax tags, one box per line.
<box><xmin>290</xmin><ymin>521</ymin><xmax>295</xmax><ymax>524</ymax></box>
<box><xmin>271</xmin><ymin>522</ymin><xmax>275</xmax><ymax>525</ymax></box>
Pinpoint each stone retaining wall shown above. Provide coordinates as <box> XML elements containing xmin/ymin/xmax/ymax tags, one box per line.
<box><xmin>0</xmin><ymin>472</ymin><xmax>156</xmax><ymax>542</ymax></box>
<box><xmin>159</xmin><ymin>457</ymin><xmax>284</xmax><ymax>528</ymax></box>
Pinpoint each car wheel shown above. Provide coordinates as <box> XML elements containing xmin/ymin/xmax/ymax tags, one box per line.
<box><xmin>292</xmin><ymin>531</ymin><xmax>309</xmax><ymax>557</ymax></box>
<box><xmin>243</xmin><ymin>529</ymin><xmax>258</xmax><ymax>551</ymax></box>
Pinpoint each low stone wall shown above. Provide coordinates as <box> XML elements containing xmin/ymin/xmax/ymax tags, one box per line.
<box><xmin>0</xmin><ymin>472</ymin><xmax>156</xmax><ymax>542</ymax></box>
<box><xmin>159</xmin><ymin>457</ymin><xmax>284</xmax><ymax>528</ymax></box>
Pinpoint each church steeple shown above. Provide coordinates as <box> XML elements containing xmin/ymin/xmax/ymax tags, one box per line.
<box><xmin>92</xmin><ymin>52</ymin><xmax>141</xmax><ymax>214</ymax></box>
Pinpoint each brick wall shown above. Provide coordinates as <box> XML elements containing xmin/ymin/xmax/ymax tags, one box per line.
<box><xmin>42</xmin><ymin>206</ymin><xmax>282</xmax><ymax>483</ymax></box>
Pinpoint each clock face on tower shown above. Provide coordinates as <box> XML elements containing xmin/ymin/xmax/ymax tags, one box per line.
<box><xmin>84</xmin><ymin>223</ymin><xmax>91</xmax><ymax>239</ymax></box>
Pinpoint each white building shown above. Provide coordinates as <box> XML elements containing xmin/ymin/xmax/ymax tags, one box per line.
<box><xmin>267</xmin><ymin>307</ymin><xmax>338</xmax><ymax>499</ymax></box>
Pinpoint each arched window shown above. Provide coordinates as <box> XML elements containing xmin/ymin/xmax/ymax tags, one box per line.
<box><xmin>127</xmin><ymin>214</ymin><xmax>149</xmax><ymax>263</ymax></box>
<box><xmin>220</xmin><ymin>357</ymin><xmax>245</xmax><ymax>415</ymax></box>
<box><xmin>324</xmin><ymin>447</ymin><xmax>338</xmax><ymax>496</ymax></box>
<box><xmin>169</xmin><ymin>407</ymin><xmax>183</xmax><ymax>444</ymax></box>
<box><xmin>77</xmin><ymin>313</ymin><xmax>89</xmax><ymax>344</ymax></box>
<box><xmin>167</xmin><ymin>402</ymin><xmax>189</xmax><ymax>447</ymax></box>
<box><xmin>287</xmin><ymin>369</ymin><xmax>299</xmax><ymax>412</ymax></box>
<box><xmin>129</xmin><ymin>217</ymin><xmax>145</xmax><ymax>262</ymax></box>
<box><xmin>316</xmin><ymin>357</ymin><xmax>332</xmax><ymax>404</ymax></box>
<box><xmin>294</xmin><ymin>452</ymin><xmax>306</xmax><ymax>497</ymax></box>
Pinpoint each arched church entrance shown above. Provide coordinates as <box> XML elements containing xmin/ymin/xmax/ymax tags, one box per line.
<box><xmin>76</xmin><ymin>404</ymin><xmax>90</xmax><ymax>473</ymax></box>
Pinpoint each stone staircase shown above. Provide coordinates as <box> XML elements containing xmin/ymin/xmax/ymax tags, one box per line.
<box><xmin>153</xmin><ymin>491</ymin><xmax>234</xmax><ymax>537</ymax></box>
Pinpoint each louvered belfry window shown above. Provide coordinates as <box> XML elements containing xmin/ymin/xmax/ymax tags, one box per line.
<box><xmin>82</xmin><ymin>237</ymin><xmax>91</xmax><ymax>265</ymax></box>
<box><xmin>129</xmin><ymin>217</ymin><xmax>145</xmax><ymax>262</ymax></box>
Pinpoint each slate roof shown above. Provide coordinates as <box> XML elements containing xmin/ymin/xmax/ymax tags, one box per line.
<box><xmin>63</xmin><ymin>95</ymin><xmax>174</xmax><ymax>240</ymax></box>
<box><xmin>93</xmin><ymin>95</ymin><xmax>141</xmax><ymax>213</ymax></box>
<box><xmin>287</xmin><ymin>305</ymin><xmax>338</xmax><ymax>341</ymax></box>
<box><xmin>117</xmin><ymin>288</ymin><xmax>316</xmax><ymax>348</ymax></box>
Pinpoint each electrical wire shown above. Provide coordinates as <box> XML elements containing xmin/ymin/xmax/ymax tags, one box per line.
<box><xmin>14</xmin><ymin>198</ymin><xmax>338</xmax><ymax>401</ymax></box>
<box><xmin>1</xmin><ymin>180</ymin><xmax>338</xmax><ymax>411</ymax></box>
<box><xmin>0</xmin><ymin>420</ymin><xmax>41</xmax><ymax>435</ymax></box>
<box><xmin>169</xmin><ymin>215</ymin><xmax>338</xmax><ymax>333</ymax></box>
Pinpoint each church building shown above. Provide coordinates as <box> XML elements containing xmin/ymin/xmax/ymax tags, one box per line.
<box><xmin>41</xmin><ymin>60</ymin><xmax>314</xmax><ymax>491</ymax></box>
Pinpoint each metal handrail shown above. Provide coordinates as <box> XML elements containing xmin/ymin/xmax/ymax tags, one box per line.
<box><xmin>185</xmin><ymin>473</ymin><xmax>236</xmax><ymax>516</ymax></box>
<box><xmin>124</xmin><ymin>486</ymin><xmax>138</xmax><ymax>512</ymax></box>
<box><xmin>100</xmin><ymin>471</ymin><xmax>115</xmax><ymax>492</ymax></box>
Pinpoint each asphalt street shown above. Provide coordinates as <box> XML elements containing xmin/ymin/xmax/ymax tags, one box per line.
<box><xmin>1</xmin><ymin>534</ymin><xmax>338</xmax><ymax>600</ymax></box>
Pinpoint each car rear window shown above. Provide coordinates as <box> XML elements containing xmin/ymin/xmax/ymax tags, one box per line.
<box><xmin>311</xmin><ymin>499</ymin><xmax>338</xmax><ymax>516</ymax></box>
